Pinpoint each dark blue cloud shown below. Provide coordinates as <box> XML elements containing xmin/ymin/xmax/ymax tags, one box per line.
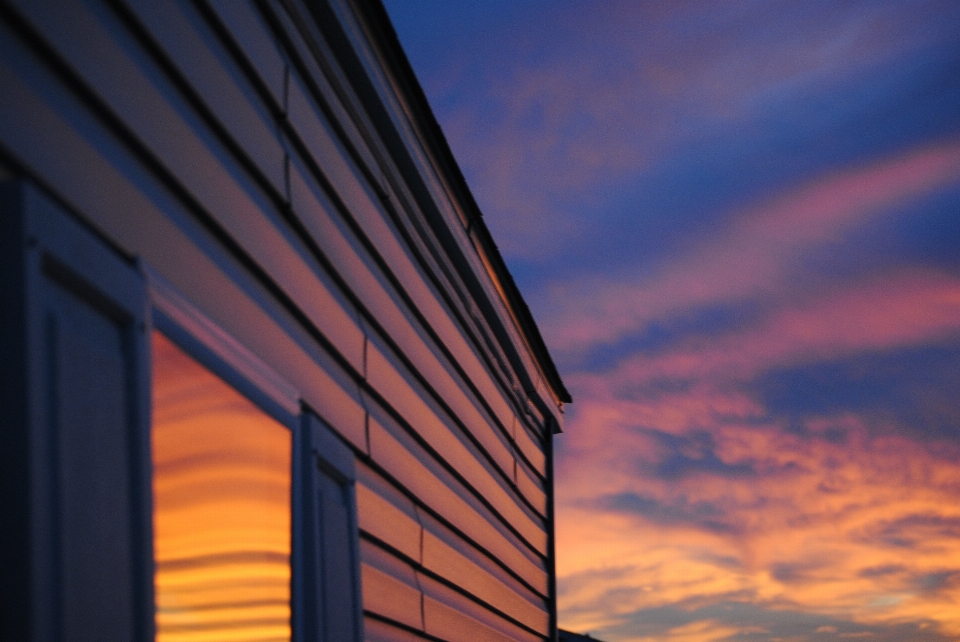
<box><xmin>889</xmin><ymin>184</ymin><xmax>960</xmax><ymax>272</ymax></box>
<box><xmin>598</xmin><ymin>599</ymin><xmax>953</xmax><ymax>642</ymax></box>
<box><xmin>915</xmin><ymin>570</ymin><xmax>960</xmax><ymax>593</ymax></box>
<box><xmin>517</xmin><ymin>41</ymin><xmax>960</xmax><ymax>287</ymax></box>
<box><xmin>862</xmin><ymin>513</ymin><xmax>960</xmax><ymax>549</ymax></box>
<box><xmin>751</xmin><ymin>340</ymin><xmax>960</xmax><ymax>442</ymax></box>
<box><xmin>791</xmin><ymin>181</ymin><xmax>960</xmax><ymax>287</ymax></box>
<box><xmin>556</xmin><ymin>565</ymin><xmax>637</xmax><ymax>600</ymax></box>
<box><xmin>569</xmin><ymin>300</ymin><xmax>767</xmax><ymax>373</ymax></box>
<box><xmin>858</xmin><ymin>564</ymin><xmax>906</xmax><ymax>578</ymax></box>
<box><xmin>648</xmin><ymin>430</ymin><xmax>759</xmax><ymax>481</ymax></box>
<box><xmin>618</xmin><ymin>428</ymin><xmax>786</xmax><ymax>483</ymax></box>
<box><xmin>769</xmin><ymin>562</ymin><xmax>823</xmax><ymax>585</ymax></box>
<box><xmin>595</xmin><ymin>491</ymin><xmax>737</xmax><ymax>535</ymax></box>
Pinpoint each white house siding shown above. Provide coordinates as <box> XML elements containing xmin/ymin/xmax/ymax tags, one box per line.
<box><xmin>0</xmin><ymin>0</ymin><xmax>566</xmax><ymax>640</ymax></box>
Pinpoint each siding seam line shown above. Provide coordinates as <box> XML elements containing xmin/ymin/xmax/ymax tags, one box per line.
<box><xmin>360</xmin><ymin>532</ymin><xmax>546</xmax><ymax>638</ymax></box>
<box><xmin>413</xmin><ymin>504</ymin><xmax>426</xmax><ymax>632</ymax></box>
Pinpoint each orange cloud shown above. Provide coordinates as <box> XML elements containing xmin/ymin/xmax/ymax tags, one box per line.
<box><xmin>594</xmin><ymin>270</ymin><xmax>960</xmax><ymax>390</ymax></box>
<box><xmin>557</xmin><ymin>404</ymin><xmax>960</xmax><ymax>638</ymax></box>
<box><xmin>554</xmin><ymin>260</ymin><xmax>960</xmax><ymax>640</ymax></box>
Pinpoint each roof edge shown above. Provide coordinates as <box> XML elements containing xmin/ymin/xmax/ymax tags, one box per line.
<box><xmin>349</xmin><ymin>0</ymin><xmax>571</xmax><ymax>406</ymax></box>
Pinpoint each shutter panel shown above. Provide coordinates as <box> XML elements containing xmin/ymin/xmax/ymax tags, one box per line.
<box><xmin>1</xmin><ymin>181</ymin><xmax>152</xmax><ymax>642</ymax></box>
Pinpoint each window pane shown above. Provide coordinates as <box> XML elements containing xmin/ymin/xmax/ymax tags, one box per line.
<box><xmin>152</xmin><ymin>331</ymin><xmax>291</xmax><ymax>642</ymax></box>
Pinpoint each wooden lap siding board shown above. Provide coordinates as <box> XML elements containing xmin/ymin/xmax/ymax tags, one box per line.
<box><xmin>0</xmin><ymin>0</ymin><xmax>568</xmax><ymax>641</ymax></box>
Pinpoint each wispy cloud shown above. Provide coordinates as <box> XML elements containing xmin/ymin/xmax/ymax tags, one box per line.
<box><xmin>398</xmin><ymin>0</ymin><xmax>960</xmax><ymax>263</ymax></box>
<box><xmin>540</xmin><ymin>139</ymin><xmax>960</xmax><ymax>357</ymax></box>
<box><xmin>557</xmin><ymin>405</ymin><xmax>960</xmax><ymax>637</ymax></box>
<box><xmin>553</xmin><ymin>259</ymin><xmax>960</xmax><ymax>640</ymax></box>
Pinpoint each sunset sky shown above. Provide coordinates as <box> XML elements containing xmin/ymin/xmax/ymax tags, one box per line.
<box><xmin>380</xmin><ymin>2</ymin><xmax>960</xmax><ymax>640</ymax></box>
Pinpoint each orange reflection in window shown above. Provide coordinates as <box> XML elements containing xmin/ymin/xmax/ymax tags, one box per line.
<box><xmin>152</xmin><ymin>332</ymin><xmax>291</xmax><ymax>642</ymax></box>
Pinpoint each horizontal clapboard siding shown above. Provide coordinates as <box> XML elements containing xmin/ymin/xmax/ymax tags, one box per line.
<box><xmin>0</xmin><ymin>0</ymin><xmax>562</xmax><ymax>639</ymax></box>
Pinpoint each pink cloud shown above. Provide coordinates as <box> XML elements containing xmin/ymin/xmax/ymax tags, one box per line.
<box><xmin>553</xmin><ymin>265</ymin><xmax>960</xmax><ymax>637</ymax></box>
<box><xmin>592</xmin><ymin>269</ymin><xmax>960</xmax><ymax>388</ymax></box>
<box><xmin>554</xmin><ymin>247</ymin><xmax>960</xmax><ymax>639</ymax></box>
<box><xmin>557</xmin><ymin>396</ymin><xmax>960</xmax><ymax>638</ymax></box>
<box><xmin>540</xmin><ymin>139</ymin><xmax>960</xmax><ymax>354</ymax></box>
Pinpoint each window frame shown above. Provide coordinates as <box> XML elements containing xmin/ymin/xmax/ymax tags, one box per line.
<box><xmin>2</xmin><ymin>176</ymin><xmax>363</xmax><ymax>642</ymax></box>
<box><xmin>146</xmin><ymin>268</ymin><xmax>363</xmax><ymax>642</ymax></box>
<box><xmin>148</xmin><ymin>267</ymin><xmax>301</xmax><ymax>428</ymax></box>
<box><xmin>150</xmin><ymin>269</ymin><xmax>301</xmax><ymax>639</ymax></box>
<box><xmin>295</xmin><ymin>412</ymin><xmax>364</xmax><ymax>642</ymax></box>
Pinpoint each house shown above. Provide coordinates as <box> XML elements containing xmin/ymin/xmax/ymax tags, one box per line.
<box><xmin>0</xmin><ymin>0</ymin><xmax>570</xmax><ymax>641</ymax></box>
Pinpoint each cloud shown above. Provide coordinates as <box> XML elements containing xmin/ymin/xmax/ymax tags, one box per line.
<box><xmin>648</xmin><ymin>431</ymin><xmax>759</xmax><ymax>482</ymax></box>
<box><xmin>752</xmin><ymin>341</ymin><xmax>960</xmax><ymax>441</ymax></box>
<box><xmin>860</xmin><ymin>515</ymin><xmax>960</xmax><ymax>551</ymax></box>
<box><xmin>391</xmin><ymin>0</ymin><xmax>960</xmax><ymax>265</ymax></box>
<box><xmin>858</xmin><ymin>565</ymin><xmax>906</xmax><ymax>579</ymax></box>
<box><xmin>540</xmin><ymin>139</ymin><xmax>960</xmax><ymax>357</ymax></box>
<box><xmin>562</xmin><ymin>595</ymin><xmax>956</xmax><ymax>642</ymax></box>
<box><xmin>557</xmin><ymin>347</ymin><xmax>960</xmax><ymax>639</ymax></box>
<box><xmin>596</xmin><ymin>492</ymin><xmax>738</xmax><ymax>535</ymax></box>
<box><xmin>563</xmin><ymin>271</ymin><xmax>960</xmax><ymax>416</ymax></box>
<box><xmin>914</xmin><ymin>570</ymin><xmax>960</xmax><ymax>594</ymax></box>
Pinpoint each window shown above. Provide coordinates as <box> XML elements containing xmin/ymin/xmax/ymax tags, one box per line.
<box><xmin>151</xmin><ymin>331</ymin><xmax>292</xmax><ymax>642</ymax></box>
<box><xmin>2</xmin><ymin>178</ymin><xmax>362</xmax><ymax>642</ymax></box>
<box><xmin>147</xmin><ymin>269</ymin><xmax>363</xmax><ymax>642</ymax></box>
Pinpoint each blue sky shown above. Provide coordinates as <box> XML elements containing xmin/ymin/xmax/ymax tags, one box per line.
<box><xmin>382</xmin><ymin>2</ymin><xmax>960</xmax><ymax>640</ymax></box>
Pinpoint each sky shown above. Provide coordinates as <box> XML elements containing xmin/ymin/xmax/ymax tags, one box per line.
<box><xmin>380</xmin><ymin>2</ymin><xmax>960</xmax><ymax>640</ymax></box>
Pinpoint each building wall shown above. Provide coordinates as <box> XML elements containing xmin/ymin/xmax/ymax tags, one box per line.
<box><xmin>0</xmin><ymin>0</ymin><xmax>565</xmax><ymax>640</ymax></box>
